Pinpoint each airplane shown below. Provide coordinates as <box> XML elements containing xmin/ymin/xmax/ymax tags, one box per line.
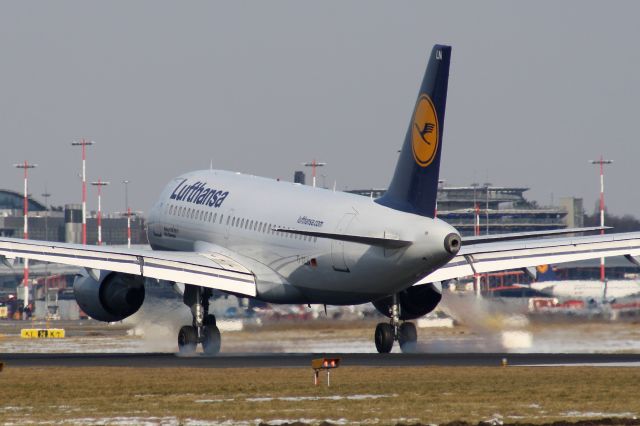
<box><xmin>2</xmin><ymin>44</ymin><xmax>640</xmax><ymax>354</ymax></box>
<box><xmin>528</xmin><ymin>265</ymin><xmax>640</xmax><ymax>302</ymax></box>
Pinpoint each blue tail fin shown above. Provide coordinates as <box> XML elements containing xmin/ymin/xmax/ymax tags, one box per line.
<box><xmin>376</xmin><ymin>45</ymin><xmax>451</xmax><ymax>218</ymax></box>
<box><xmin>536</xmin><ymin>265</ymin><xmax>559</xmax><ymax>282</ymax></box>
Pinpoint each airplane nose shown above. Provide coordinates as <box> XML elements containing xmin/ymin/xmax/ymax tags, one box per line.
<box><xmin>444</xmin><ymin>233</ymin><xmax>461</xmax><ymax>255</ymax></box>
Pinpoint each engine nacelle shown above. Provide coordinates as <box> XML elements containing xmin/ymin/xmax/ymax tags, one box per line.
<box><xmin>73</xmin><ymin>270</ymin><xmax>145</xmax><ymax>322</ymax></box>
<box><xmin>372</xmin><ymin>283</ymin><xmax>442</xmax><ymax>321</ymax></box>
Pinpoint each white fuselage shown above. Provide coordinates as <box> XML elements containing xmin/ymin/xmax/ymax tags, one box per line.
<box><xmin>147</xmin><ymin>170</ymin><xmax>458</xmax><ymax>305</ymax></box>
<box><xmin>530</xmin><ymin>280</ymin><xmax>640</xmax><ymax>300</ymax></box>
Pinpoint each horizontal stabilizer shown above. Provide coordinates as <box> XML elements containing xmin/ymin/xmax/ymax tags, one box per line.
<box><xmin>462</xmin><ymin>226</ymin><xmax>609</xmax><ymax>245</ymax></box>
<box><xmin>416</xmin><ymin>231</ymin><xmax>640</xmax><ymax>285</ymax></box>
<box><xmin>272</xmin><ymin>228</ymin><xmax>412</xmax><ymax>249</ymax></box>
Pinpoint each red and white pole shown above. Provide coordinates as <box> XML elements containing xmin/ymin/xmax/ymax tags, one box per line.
<box><xmin>82</xmin><ymin>142</ymin><xmax>86</xmax><ymax>244</ymax></box>
<box><xmin>590</xmin><ymin>156</ymin><xmax>613</xmax><ymax>282</ymax></box>
<box><xmin>14</xmin><ymin>161</ymin><xmax>37</xmax><ymax>310</ymax></box>
<box><xmin>474</xmin><ymin>202</ymin><xmax>481</xmax><ymax>297</ymax></box>
<box><xmin>98</xmin><ymin>183</ymin><xmax>102</xmax><ymax>245</ymax></box>
<box><xmin>72</xmin><ymin>139</ymin><xmax>94</xmax><ymax>245</ymax></box>
<box><xmin>303</xmin><ymin>160</ymin><xmax>326</xmax><ymax>188</ymax></box>
<box><xmin>92</xmin><ymin>180</ymin><xmax>110</xmax><ymax>245</ymax></box>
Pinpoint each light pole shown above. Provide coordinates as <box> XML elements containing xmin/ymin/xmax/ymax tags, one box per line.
<box><xmin>303</xmin><ymin>160</ymin><xmax>327</xmax><ymax>188</ymax></box>
<box><xmin>127</xmin><ymin>207</ymin><xmax>132</xmax><ymax>249</ymax></box>
<box><xmin>14</xmin><ymin>161</ymin><xmax>37</xmax><ymax>310</ymax></box>
<box><xmin>470</xmin><ymin>183</ymin><xmax>480</xmax><ymax>236</ymax></box>
<box><xmin>91</xmin><ymin>180</ymin><xmax>110</xmax><ymax>245</ymax></box>
<box><xmin>590</xmin><ymin>156</ymin><xmax>613</xmax><ymax>282</ymax></box>
<box><xmin>484</xmin><ymin>183</ymin><xmax>492</xmax><ymax>235</ymax></box>
<box><xmin>122</xmin><ymin>179</ymin><xmax>130</xmax><ymax>213</ymax></box>
<box><xmin>41</xmin><ymin>189</ymin><xmax>51</xmax><ymax>241</ymax></box>
<box><xmin>122</xmin><ymin>180</ymin><xmax>131</xmax><ymax>248</ymax></box>
<box><xmin>71</xmin><ymin>139</ymin><xmax>94</xmax><ymax>245</ymax></box>
<box><xmin>41</xmin><ymin>188</ymin><xmax>51</xmax><ymax>296</ymax></box>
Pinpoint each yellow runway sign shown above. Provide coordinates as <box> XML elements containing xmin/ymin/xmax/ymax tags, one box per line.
<box><xmin>20</xmin><ymin>329</ymin><xmax>65</xmax><ymax>339</ymax></box>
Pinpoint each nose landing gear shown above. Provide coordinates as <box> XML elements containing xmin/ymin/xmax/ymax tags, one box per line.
<box><xmin>374</xmin><ymin>294</ymin><xmax>417</xmax><ymax>353</ymax></box>
<box><xmin>178</xmin><ymin>285</ymin><xmax>221</xmax><ymax>355</ymax></box>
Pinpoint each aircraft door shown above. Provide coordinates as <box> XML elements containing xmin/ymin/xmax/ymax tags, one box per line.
<box><xmin>331</xmin><ymin>213</ymin><xmax>355</xmax><ymax>272</ymax></box>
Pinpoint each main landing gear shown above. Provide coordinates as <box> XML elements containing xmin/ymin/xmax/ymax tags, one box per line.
<box><xmin>374</xmin><ymin>294</ymin><xmax>417</xmax><ymax>353</ymax></box>
<box><xmin>178</xmin><ymin>285</ymin><xmax>221</xmax><ymax>355</ymax></box>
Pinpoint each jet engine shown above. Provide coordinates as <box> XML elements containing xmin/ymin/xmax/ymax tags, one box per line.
<box><xmin>372</xmin><ymin>283</ymin><xmax>442</xmax><ymax>320</ymax></box>
<box><xmin>73</xmin><ymin>270</ymin><xmax>145</xmax><ymax>322</ymax></box>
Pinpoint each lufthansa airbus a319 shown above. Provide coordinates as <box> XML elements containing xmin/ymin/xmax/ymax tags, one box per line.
<box><xmin>3</xmin><ymin>45</ymin><xmax>640</xmax><ymax>353</ymax></box>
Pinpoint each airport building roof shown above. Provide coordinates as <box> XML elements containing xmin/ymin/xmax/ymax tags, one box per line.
<box><xmin>0</xmin><ymin>189</ymin><xmax>46</xmax><ymax>212</ymax></box>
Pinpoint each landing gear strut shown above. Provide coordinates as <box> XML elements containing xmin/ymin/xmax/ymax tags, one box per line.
<box><xmin>374</xmin><ymin>294</ymin><xmax>417</xmax><ymax>353</ymax></box>
<box><xmin>178</xmin><ymin>285</ymin><xmax>221</xmax><ymax>355</ymax></box>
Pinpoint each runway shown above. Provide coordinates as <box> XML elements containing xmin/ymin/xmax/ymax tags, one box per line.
<box><xmin>2</xmin><ymin>352</ymin><xmax>640</xmax><ymax>368</ymax></box>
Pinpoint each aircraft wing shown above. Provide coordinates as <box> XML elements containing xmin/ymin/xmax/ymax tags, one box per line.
<box><xmin>417</xmin><ymin>231</ymin><xmax>640</xmax><ymax>285</ymax></box>
<box><xmin>0</xmin><ymin>237</ymin><xmax>256</xmax><ymax>297</ymax></box>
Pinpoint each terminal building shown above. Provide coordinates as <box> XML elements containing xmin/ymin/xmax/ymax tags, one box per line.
<box><xmin>0</xmin><ymin>189</ymin><xmax>148</xmax><ymax>245</ymax></box>
<box><xmin>347</xmin><ymin>185</ymin><xmax>583</xmax><ymax>236</ymax></box>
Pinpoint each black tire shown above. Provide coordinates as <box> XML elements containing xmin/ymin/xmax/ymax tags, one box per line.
<box><xmin>399</xmin><ymin>322</ymin><xmax>418</xmax><ymax>353</ymax></box>
<box><xmin>203</xmin><ymin>314</ymin><xmax>216</xmax><ymax>327</ymax></box>
<box><xmin>202</xmin><ymin>325</ymin><xmax>221</xmax><ymax>355</ymax></box>
<box><xmin>374</xmin><ymin>323</ymin><xmax>394</xmax><ymax>353</ymax></box>
<box><xmin>178</xmin><ymin>325</ymin><xmax>197</xmax><ymax>354</ymax></box>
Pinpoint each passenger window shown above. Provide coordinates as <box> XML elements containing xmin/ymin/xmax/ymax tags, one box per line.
<box><xmin>249</xmin><ymin>220</ymin><xmax>254</xmax><ymax>230</ymax></box>
<box><xmin>220</xmin><ymin>214</ymin><xmax>224</xmax><ymax>224</ymax></box>
<box><xmin>226</xmin><ymin>216</ymin><xmax>230</xmax><ymax>225</ymax></box>
<box><xmin>240</xmin><ymin>218</ymin><xmax>245</xmax><ymax>228</ymax></box>
<box><xmin>232</xmin><ymin>217</ymin><xmax>236</xmax><ymax>227</ymax></box>
<box><xmin>213</xmin><ymin>213</ymin><xmax>217</xmax><ymax>223</ymax></box>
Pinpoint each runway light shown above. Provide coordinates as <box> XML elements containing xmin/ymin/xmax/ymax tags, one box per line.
<box><xmin>311</xmin><ymin>357</ymin><xmax>341</xmax><ymax>386</ymax></box>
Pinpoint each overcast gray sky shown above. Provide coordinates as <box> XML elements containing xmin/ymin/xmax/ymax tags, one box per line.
<box><xmin>2</xmin><ymin>1</ymin><xmax>639</xmax><ymax>216</ymax></box>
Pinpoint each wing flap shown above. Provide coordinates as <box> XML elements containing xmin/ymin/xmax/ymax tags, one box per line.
<box><xmin>0</xmin><ymin>238</ymin><xmax>256</xmax><ymax>297</ymax></box>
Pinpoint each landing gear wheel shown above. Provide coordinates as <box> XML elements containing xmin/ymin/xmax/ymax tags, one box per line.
<box><xmin>398</xmin><ymin>322</ymin><xmax>417</xmax><ymax>353</ymax></box>
<box><xmin>203</xmin><ymin>314</ymin><xmax>216</xmax><ymax>327</ymax></box>
<box><xmin>202</xmin><ymin>325</ymin><xmax>221</xmax><ymax>355</ymax></box>
<box><xmin>375</xmin><ymin>323</ymin><xmax>394</xmax><ymax>353</ymax></box>
<box><xmin>178</xmin><ymin>325</ymin><xmax>197</xmax><ymax>354</ymax></box>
